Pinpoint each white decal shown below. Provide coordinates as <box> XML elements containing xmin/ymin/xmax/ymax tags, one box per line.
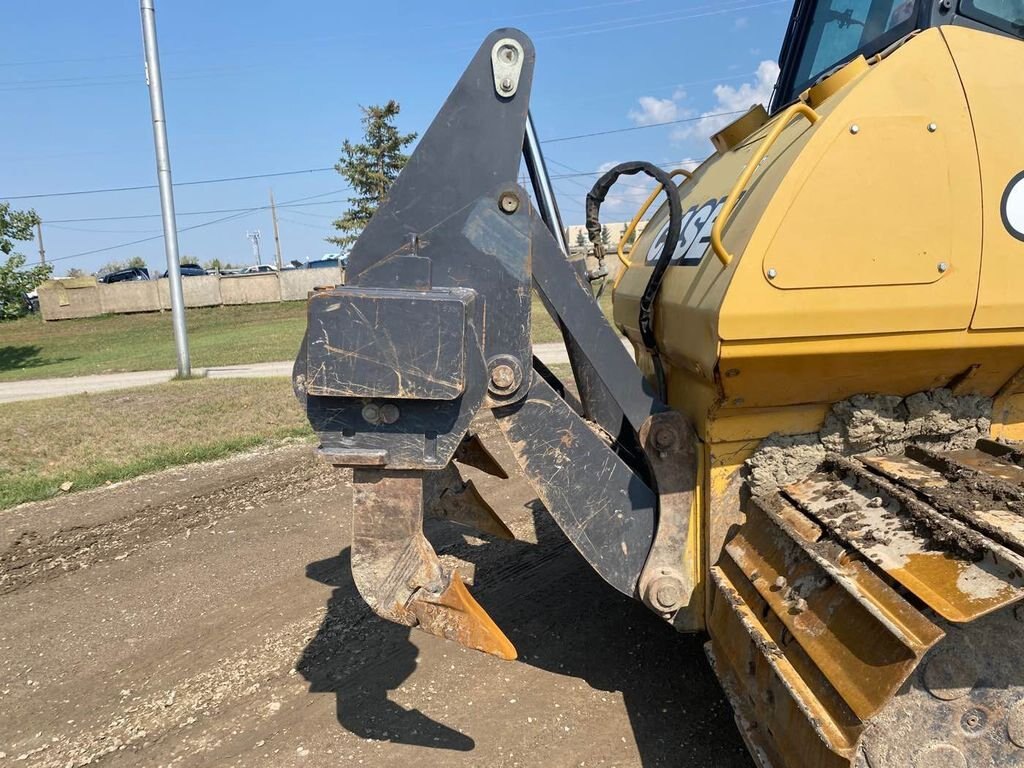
<box><xmin>1003</xmin><ymin>172</ymin><xmax>1024</xmax><ymax>242</ymax></box>
<box><xmin>644</xmin><ymin>196</ymin><xmax>729</xmax><ymax>266</ymax></box>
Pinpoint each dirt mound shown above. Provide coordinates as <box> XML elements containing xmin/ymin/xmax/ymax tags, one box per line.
<box><xmin>746</xmin><ymin>389</ymin><xmax>992</xmax><ymax>496</ymax></box>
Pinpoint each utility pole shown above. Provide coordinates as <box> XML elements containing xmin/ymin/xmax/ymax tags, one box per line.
<box><xmin>247</xmin><ymin>230</ymin><xmax>262</xmax><ymax>266</ymax></box>
<box><xmin>140</xmin><ymin>0</ymin><xmax>190</xmax><ymax>378</ymax></box>
<box><xmin>269</xmin><ymin>190</ymin><xmax>283</xmax><ymax>271</ymax></box>
<box><xmin>36</xmin><ymin>219</ymin><xmax>46</xmax><ymax>265</ymax></box>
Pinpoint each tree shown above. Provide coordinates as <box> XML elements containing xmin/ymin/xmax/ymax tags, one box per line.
<box><xmin>66</xmin><ymin>268</ymin><xmax>86</xmax><ymax>278</ymax></box>
<box><xmin>625</xmin><ymin>226</ymin><xmax>637</xmax><ymax>246</ymax></box>
<box><xmin>204</xmin><ymin>258</ymin><xmax>223</xmax><ymax>272</ymax></box>
<box><xmin>575</xmin><ymin>231</ymin><xmax>587</xmax><ymax>248</ymax></box>
<box><xmin>98</xmin><ymin>256</ymin><xmax>147</xmax><ymax>275</ymax></box>
<box><xmin>0</xmin><ymin>203</ymin><xmax>50</xmax><ymax>320</ymax></box>
<box><xmin>329</xmin><ymin>100</ymin><xmax>417</xmax><ymax>248</ymax></box>
<box><xmin>600</xmin><ymin>224</ymin><xmax>611</xmax><ymax>247</ymax></box>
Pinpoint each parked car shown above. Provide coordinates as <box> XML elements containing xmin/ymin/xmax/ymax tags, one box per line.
<box><xmin>306</xmin><ymin>256</ymin><xmax>345</xmax><ymax>270</ymax></box>
<box><xmin>162</xmin><ymin>263</ymin><xmax>206</xmax><ymax>277</ymax></box>
<box><xmin>243</xmin><ymin>264</ymin><xmax>278</xmax><ymax>274</ymax></box>
<box><xmin>99</xmin><ymin>267</ymin><xmax>150</xmax><ymax>284</ymax></box>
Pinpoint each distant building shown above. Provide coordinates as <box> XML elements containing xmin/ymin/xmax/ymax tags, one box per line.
<box><xmin>565</xmin><ymin>220</ymin><xmax>650</xmax><ymax>255</ymax></box>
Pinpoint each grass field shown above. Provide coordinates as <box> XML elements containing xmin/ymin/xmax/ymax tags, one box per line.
<box><xmin>530</xmin><ymin>288</ymin><xmax>616</xmax><ymax>344</ymax></box>
<box><xmin>0</xmin><ymin>302</ymin><xmax>309</xmax><ymax>382</ymax></box>
<box><xmin>0</xmin><ymin>377</ymin><xmax>312</xmax><ymax>509</ymax></box>
<box><xmin>0</xmin><ymin>290</ymin><xmax>617</xmax><ymax>381</ymax></box>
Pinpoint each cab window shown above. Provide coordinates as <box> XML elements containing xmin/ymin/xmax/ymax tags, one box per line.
<box><xmin>793</xmin><ymin>0</ymin><xmax>919</xmax><ymax>93</ymax></box>
<box><xmin>960</xmin><ymin>0</ymin><xmax>1024</xmax><ymax>35</ymax></box>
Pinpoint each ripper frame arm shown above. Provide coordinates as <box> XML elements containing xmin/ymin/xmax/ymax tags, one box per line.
<box><xmin>293</xmin><ymin>28</ymin><xmax>698</xmax><ymax>658</ymax></box>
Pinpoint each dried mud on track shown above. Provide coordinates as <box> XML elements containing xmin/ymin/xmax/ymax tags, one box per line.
<box><xmin>0</xmin><ymin>435</ymin><xmax>751</xmax><ymax>768</ymax></box>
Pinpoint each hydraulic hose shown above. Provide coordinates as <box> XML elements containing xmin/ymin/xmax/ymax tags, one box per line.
<box><xmin>585</xmin><ymin>161</ymin><xmax>682</xmax><ymax>401</ymax></box>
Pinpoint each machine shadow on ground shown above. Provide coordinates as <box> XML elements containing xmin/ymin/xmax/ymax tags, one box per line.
<box><xmin>296</xmin><ymin>501</ymin><xmax>753</xmax><ymax>767</ymax></box>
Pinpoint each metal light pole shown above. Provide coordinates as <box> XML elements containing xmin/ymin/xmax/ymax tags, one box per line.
<box><xmin>140</xmin><ymin>0</ymin><xmax>190</xmax><ymax>378</ymax></box>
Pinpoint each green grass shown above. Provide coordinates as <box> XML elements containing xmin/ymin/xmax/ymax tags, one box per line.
<box><xmin>0</xmin><ymin>377</ymin><xmax>312</xmax><ymax>509</ymax></box>
<box><xmin>0</xmin><ymin>302</ymin><xmax>309</xmax><ymax>382</ymax></box>
<box><xmin>531</xmin><ymin>288</ymin><xmax>615</xmax><ymax>344</ymax></box>
<box><xmin>1</xmin><ymin>291</ymin><xmax>617</xmax><ymax>382</ymax></box>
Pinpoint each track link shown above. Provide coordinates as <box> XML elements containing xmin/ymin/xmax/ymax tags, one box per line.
<box><xmin>708</xmin><ymin>439</ymin><xmax>1024</xmax><ymax>768</ymax></box>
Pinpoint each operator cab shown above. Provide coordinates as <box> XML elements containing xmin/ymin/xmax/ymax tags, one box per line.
<box><xmin>772</xmin><ymin>0</ymin><xmax>1024</xmax><ymax>110</ymax></box>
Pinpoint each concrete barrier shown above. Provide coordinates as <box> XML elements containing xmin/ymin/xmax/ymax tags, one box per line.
<box><xmin>37</xmin><ymin>270</ymin><xmax>340</xmax><ymax>320</ymax></box>
<box><xmin>219</xmin><ymin>273</ymin><xmax>281</xmax><ymax>305</ymax></box>
<box><xmin>156</xmin><ymin>276</ymin><xmax>221</xmax><ymax>309</ymax></box>
<box><xmin>279</xmin><ymin>266</ymin><xmax>343</xmax><ymax>301</ymax></box>
<box><xmin>99</xmin><ymin>280</ymin><xmax>161</xmax><ymax>314</ymax></box>
<box><xmin>38</xmin><ymin>278</ymin><xmax>104</xmax><ymax>321</ymax></box>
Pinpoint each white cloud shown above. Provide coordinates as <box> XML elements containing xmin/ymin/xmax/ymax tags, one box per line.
<box><xmin>627</xmin><ymin>96</ymin><xmax>680</xmax><ymax>127</ymax></box>
<box><xmin>734</xmin><ymin>16</ymin><xmax>749</xmax><ymax>28</ymax></box>
<box><xmin>671</xmin><ymin>60</ymin><xmax>781</xmax><ymax>143</ymax></box>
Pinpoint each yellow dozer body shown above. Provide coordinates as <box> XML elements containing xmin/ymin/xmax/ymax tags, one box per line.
<box><xmin>613</xmin><ymin>20</ymin><xmax>1024</xmax><ymax>768</ymax></box>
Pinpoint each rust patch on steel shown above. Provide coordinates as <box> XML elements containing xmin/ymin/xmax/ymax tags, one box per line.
<box><xmin>411</xmin><ymin>577</ymin><xmax>517</xmax><ymax>660</ymax></box>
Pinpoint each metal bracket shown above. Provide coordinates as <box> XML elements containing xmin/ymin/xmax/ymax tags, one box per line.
<box><xmin>491</xmin><ymin>37</ymin><xmax>524</xmax><ymax>97</ymax></box>
<box><xmin>636</xmin><ymin>411</ymin><xmax>700</xmax><ymax>629</ymax></box>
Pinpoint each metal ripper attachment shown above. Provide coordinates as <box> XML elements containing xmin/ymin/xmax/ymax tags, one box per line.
<box><xmin>350</xmin><ymin>469</ymin><xmax>517</xmax><ymax>660</ymax></box>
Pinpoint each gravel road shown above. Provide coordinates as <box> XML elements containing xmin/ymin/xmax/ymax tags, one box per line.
<box><xmin>0</xmin><ymin>432</ymin><xmax>752</xmax><ymax>768</ymax></box>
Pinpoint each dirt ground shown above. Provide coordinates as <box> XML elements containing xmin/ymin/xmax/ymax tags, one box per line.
<box><xmin>0</xmin><ymin>426</ymin><xmax>753</xmax><ymax>768</ymax></box>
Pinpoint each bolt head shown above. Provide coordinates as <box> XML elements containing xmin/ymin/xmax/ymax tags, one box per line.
<box><xmin>361</xmin><ymin>403</ymin><xmax>380</xmax><ymax>424</ymax></box>
<box><xmin>938</xmin><ymin>261</ymin><xmax>949</xmax><ymax>273</ymax></box>
<box><xmin>499</xmin><ymin>77</ymin><xmax>514</xmax><ymax>93</ymax></box>
<box><xmin>649</xmin><ymin>576</ymin><xmax>684</xmax><ymax>612</ymax></box>
<box><xmin>850</xmin><ymin>124</ymin><xmax>860</xmax><ymax>135</ymax></box>
<box><xmin>379</xmin><ymin>404</ymin><xmax>400</xmax><ymax>424</ymax></box>
<box><xmin>767</xmin><ymin>267</ymin><xmax>778</xmax><ymax>280</ymax></box>
<box><xmin>653</xmin><ymin>428</ymin><xmax>674</xmax><ymax>450</ymax></box>
<box><xmin>491</xmin><ymin>364</ymin><xmax>516</xmax><ymax>390</ymax></box>
<box><xmin>928</xmin><ymin>122</ymin><xmax>939</xmax><ymax>133</ymax></box>
<box><xmin>499</xmin><ymin>192</ymin><xmax>520</xmax><ymax>214</ymax></box>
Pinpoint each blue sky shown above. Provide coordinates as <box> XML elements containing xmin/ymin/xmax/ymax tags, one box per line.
<box><xmin>1</xmin><ymin>0</ymin><xmax>793</xmax><ymax>275</ymax></box>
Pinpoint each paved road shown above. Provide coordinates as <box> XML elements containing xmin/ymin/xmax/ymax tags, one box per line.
<box><xmin>0</xmin><ymin>434</ymin><xmax>752</xmax><ymax>768</ymax></box>
<box><xmin>0</xmin><ymin>342</ymin><xmax>593</xmax><ymax>404</ymax></box>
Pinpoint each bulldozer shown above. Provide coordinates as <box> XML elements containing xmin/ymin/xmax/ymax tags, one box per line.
<box><xmin>292</xmin><ymin>1</ymin><xmax>1024</xmax><ymax>765</ymax></box>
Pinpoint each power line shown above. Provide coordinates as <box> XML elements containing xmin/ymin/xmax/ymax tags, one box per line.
<box><xmin>532</xmin><ymin>0</ymin><xmax>788</xmax><ymax>41</ymax></box>
<box><xmin>2</xmin><ymin>109</ymin><xmax>741</xmax><ymax>202</ymax></box>
<box><xmin>45</xmin><ymin>193</ymin><xmax>350</xmax><ymax>223</ymax></box>
<box><xmin>1</xmin><ymin>166</ymin><xmax>336</xmax><ymax>201</ymax></box>
<box><xmin>543</xmin><ymin>110</ymin><xmax>746</xmax><ymax>144</ymax></box>
<box><xmin>50</xmin><ymin>209</ymin><xmax>258</xmax><ymax>262</ymax></box>
<box><xmin>46</xmin><ymin>189</ymin><xmax>349</xmax><ymax>262</ymax></box>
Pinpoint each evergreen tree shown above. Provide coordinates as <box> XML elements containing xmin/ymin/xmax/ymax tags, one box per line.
<box><xmin>575</xmin><ymin>231</ymin><xmax>587</xmax><ymax>248</ymax></box>
<box><xmin>329</xmin><ymin>101</ymin><xmax>417</xmax><ymax>248</ymax></box>
<box><xmin>600</xmin><ymin>224</ymin><xmax>611</xmax><ymax>247</ymax></box>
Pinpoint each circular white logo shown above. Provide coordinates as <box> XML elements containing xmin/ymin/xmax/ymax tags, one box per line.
<box><xmin>1002</xmin><ymin>171</ymin><xmax>1024</xmax><ymax>242</ymax></box>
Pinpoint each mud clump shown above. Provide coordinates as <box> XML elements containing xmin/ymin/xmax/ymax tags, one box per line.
<box><xmin>746</xmin><ymin>389</ymin><xmax>992</xmax><ymax>496</ymax></box>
